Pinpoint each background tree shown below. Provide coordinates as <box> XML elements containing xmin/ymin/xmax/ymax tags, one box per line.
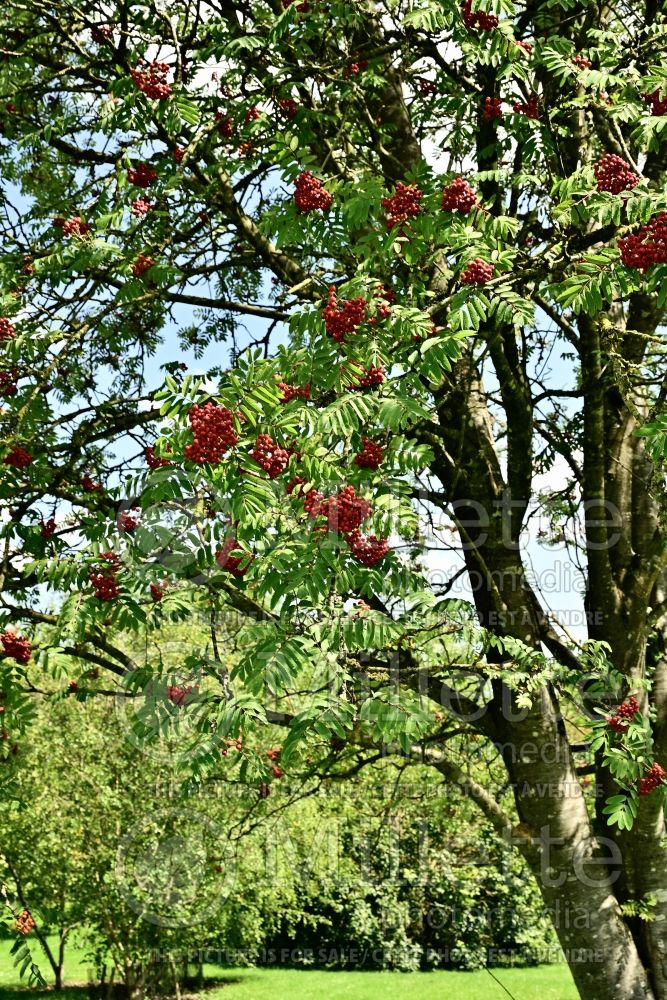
<box><xmin>0</xmin><ymin>1</ymin><xmax>667</xmax><ymax>998</ymax></box>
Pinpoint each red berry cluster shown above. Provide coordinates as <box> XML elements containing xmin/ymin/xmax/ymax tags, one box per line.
<box><xmin>483</xmin><ymin>97</ymin><xmax>503</xmax><ymax>120</ymax></box>
<box><xmin>344</xmin><ymin>60</ymin><xmax>368</xmax><ymax>78</ymax></box>
<box><xmin>355</xmin><ymin>438</ymin><xmax>384</xmax><ymax>470</ymax></box>
<box><xmin>250</xmin><ymin>434</ymin><xmax>290</xmax><ymax>478</ymax></box>
<box><xmin>131</xmin><ymin>255</ymin><xmax>155</xmax><ymax>278</ymax></box>
<box><xmin>347</xmin><ymin>530</ymin><xmax>389</xmax><ymax>566</ymax></box>
<box><xmin>0</xmin><ymin>317</ymin><xmax>15</xmax><ymax>340</ymax></box>
<box><xmin>0</xmin><ymin>369</ymin><xmax>18</xmax><ymax>396</ymax></box>
<box><xmin>4</xmin><ymin>446</ymin><xmax>32</xmax><ymax>469</ymax></box>
<box><xmin>278</xmin><ymin>382</ymin><xmax>311</xmax><ymax>403</ymax></box>
<box><xmin>81</xmin><ymin>473</ymin><xmax>102</xmax><ymax>492</ymax></box>
<box><xmin>618</xmin><ymin>213</ymin><xmax>667</xmax><ymax>271</ymax></box>
<box><xmin>462</xmin><ymin>0</ymin><xmax>498</xmax><ymax>29</ymax></box>
<box><xmin>286</xmin><ymin>475</ymin><xmax>305</xmax><ymax>496</ymax></box>
<box><xmin>58</xmin><ymin>216</ymin><xmax>90</xmax><ymax>237</ymax></box>
<box><xmin>131</xmin><ymin>61</ymin><xmax>171</xmax><ymax>100</ymax></box>
<box><xmin>347</xmin><ymin>364</ymin><xmax>385</xmax><ymax>390</ymax></box>
<box><xmin>145</xmin><ymin>445</ymin><xmax>172</xmax><ymax>469</ymax></box>
<box><xmin>294</xmin><ymin>171</ymin><xmax>333</xmax><ymax>214</ymax></box>
<box><xmin>150</xmin><ymin>581</ymin><xmax>167</xmax><ymax>602</ymax></box>
<box><xmin>89</xmin><ymin>551</ymin><xmax>122</xmax><ymax>601</ymax></box>
<box><xmin>40</xmin><ymin>517</ymin><xmax>56</xmax><ymax>538</ymax></box>
<box><xmin>277</xmin><ymin>98</ymin><xmax>298</xmax><ymax>119</ymax></box>
<box><xmin>174</xmin><ymin>145</ymin><xmax>185</xmax><ymax>163</ymax></box>
<box><xmin>215</xmin><ymin>112</ymin><xmax>234</xmax><ymax>138</ymax></box>
<box><xmin>639</xmin><ymin>762</ymin><xmax>666</xmax><ymax>796</ymax></box>
<box><xmin>322</xmin><ymin>286</ymin><xmax>366</xmax><ymax>343</ymax></box>
<box><xmin>515</xmin><ymin>40</ymin><xmax>533</xmax><ymax>54</ymax></box>
<box><xmin>418</xmin><ymin>77</ymin><xmax>437</xmax><ymax>96</ymax></box>
<box><xmin>131</xmin><ymin>197</ymin><xmax>151</xmax><ymax>217</ymax></box>
<box><xmin>513</xmin><ymin>96</ymin><xmax>539</xmax><ymax>118</ymax></box>
<box><xmin>461</xmin><ymin>259</ymin><xmax>495</xmax><ymax>284</ymax></box>
<box><xmin>381</xmin><ymin>182</ymin><xmax>423</xmax><ymax>231</ymax></box>
<box><xmin>215</xmin><ymin>536</ymin><xmax>253</xmax><ymax>576</ymax></box>
<box><xmin>594</xmin><ymin>154</ymin><xmax>639</xmax><ymax>194</ymax></box>
<box><xmin>644</xmin><ymin>89</ymin><xmax>667</xmax><ymax>116</ymax></box>
<box><xmin>91</xmin><ymin>24</ymin><xmax>113</xmax><ymax>44</ymax></box>
<box><xmin>127</xmin><ymin>162</ymin><xmax>158</xmax><ymax>188</ymax></box>
<box><xmin>441</xmin><ymin>176</ymin><xmax>477</xmax><ymax>213</ymax></box>
<box><xmin>1</xmin><ymin>631</ymin><xmax>32</xmax><ymax>664</ymax></box>
<box><xmin>572</xmin><ymin>54</ymin><xmax>591</xmax><ymax>69</ymax></box>
<box><xmin>607</xmin><ymin>696</ymin><xmax>639</xmax><ymax>733</ymax></box>
<box><xmin>15</xmin><ymin>910</ymin><xmax>35</xmax><ymax>935</ymax></box>
<box><xmin>305</xmin><ymin>484</ymin><xmax>373</xmax><ymax>533</ymax></box>
<box><xmin>184</xmin><ymin>403</ymin><xmax>238</xmax><ymax>464</ymax></box>
<box><xmin>167</xmin><ymin>684</ymin><xmax>196</xmax><ymax>706</ymax></box>
<box><xmin>282</xmin><ymin>0</ymin><xmax>310</xmax><ymax>9</ymax></box>
<box><xmin>245</xmin><ymin>106</ymin><xmax>260</xmax><ymax>122</ymax></box>
<box><xmin>118</xmin><ymin>510</ymin><xmax>140</xmax><ymax>533</ymax></box>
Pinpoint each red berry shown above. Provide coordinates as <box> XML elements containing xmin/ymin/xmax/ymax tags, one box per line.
<box><xmin>322</xmin><ymin>286</ymin><xmax>366</xmax><ymax>343</ymax></box>
<box><xmin>131</xmin><ymin>254</ymin><xmax>155</xmax><ymax>277</ymax></box>
<box><xmin>294</xmin><ymin>171</ymin><xmax>332</xmax><ymax>214</ymax></box>
<box><xmin>215</xmin><ymin>111</ymin><xmax>234</xmax><ymax>138</ymax></box>
<box><xmin>441</xmin><ymin>176</ymin><xmax>477</xmax><ymax>213</ymax></box>
<box><xmin>40</xmin><ymin>517</ymin><xmax>56</xmax><ymax>538</ymax></box>
<box><xmin>131</xmin><ymin>61</ymin><xmax>172</xmax><ymax>100</ymax></box>
<box><xmin>127</xmin><ymin>162</ymin><xmax>158</xmax><ymax>188</ymax></box>
<box><xmin>277</xmin><ymin>98</ymin><xmax>298</xmax><ymax>119</ymax></box>
<box><xmin>150</xmin><ymin>581</ymin><xmax>167</xmax><ymax>602</ymax></box>
<box><xmin>184</xmin><ymin>403</ymin><xmax>238</xmax><ymax>464</ymax></box>
<box><xmin>483</xmin><ymin>97</ymin><xmax>503</xmax><ymax>121</ymax></box>
<box><xmin>167</xmin><ymin>684</ymin><xmax>196</xmax><ymax>706</ymax></box>
<box><xmin>461</xmin><ymin>1</ymin><xmax>499</xmax><ymax>30</ymax></box>
<box><xmin>250</xmin><ymin>434</ymin><xmax>290</xmax><ymax>478</ymax></box>
<box><xmin>594</xmin><ymin>153</ymin><xmax>639</xmax><ymax>194</ymax></box>
<box><xmin>572</xmin><ymin>55</ymin><xmax>592</xmax><ymax>69</ymax></box>
<box><xmin>118</xmin><ymin>510</ymin><xmax>140</xmax><ymax>533</ymax></box>
<box><xmin>0</xmin><ymin>317</ymin><xmax>16</xmax><ymax>340</ymax></box>
<box><xmin>0</xmin><ymin>369</ymin><xmax>18</xmax><ymax>397</ymax></box>
<box><xmin>4</xmin><ymin>446</ymin><xmax>32</xmax><ymax>469</ymax></box>
<box><xmin>131</xmin><ymin>197</ymin><xmax>151</xmax><ymax>217</ymax></box>
<box><xmin>278</xmin><ymin>382</ymin><xmax>311</xmax><ymax>403</ymax></box>
<box><xmin>639</xmin><ymin>762</ymin><xmax>666</xmax><ymax>796</ymax></box>
<box><xmin>174</xmin><ymin>145</ymin><xmax>185</xmax><ymax>163</ymax></box>
<box><xmin>418</xmin><ymin>77</ymin><xmax>437</xmax><ymax>96</ymax></box>
<box><xmin>245</xmin><ymin>106</ymin><xmax>260</xmax><ymax>122</ymax></box>
<box><xmin>1</xmin><ymin>631</ymin><xmax>32</xmax><ymax>664</ymax></box>
<box><xmin>14</xmin><ymin>910</ymin><xmax>35</xmax><ymax>935</ymax></box>
<box><xmin>643</xmin><ymin>89</ymin><xmax>667</xmax><ymax>116</ymax></box>
<box><xmin>145</xmin><ymin>445</ymin><xmax>172</xmax><ymax>469</ymax></box>
<box><xmin>618</xmin><ymin>213</ymin><xmax>667</xmax><ymax>271</ymax></box>
<box><xmin>607</xmin><ymin>696</ymin><xmax>639</xmax><ymax>732</ymax></box>
<box><xmin>354</xmin><ymin>438</ymin><xmax>384</xmax><ymax>470</ymax></box>
<box><xmin>347</xmin><ymin>530</ymin><xmax>389</xmax><ymax>566</ymax></box>
<box><xmin>513</xmin><ymin>95</ymin><xmax>540</xmax><ymax>118</ymax></box>
<box><xmin>515</xmin><ymin>40</ymin><xmax>533</xmax><ymax>54</ymax></box>
<box><xmin>91</xmin><ymin>24</ymin><xmax>113</xmax><ymax>44</ymax></box>
<box><xmin>60</xmin><ymin>216</ymin><xmax>90</xmax><ymax>237</ymax></box>
<box><xmin>215</xmin><ymin>537</ymin><xmax>253</xmax><ymax>577</ymax></box>
<box><xmin>81</xmin><ymin>473</ymin><xmax>102</xmax><ymax>492</ymax></box>
<box><xmin>460</xmin><ymin>258</ymin><xmax>495</xmax><ymax>285</ymax></box>
<box><xmin>346</xmin><ymin>364</ymin><xmax>385</xmax><ymax>391</ymax></box>
<box><xmin>88</xmin><ymin>551</ymin><xmax>122</xmax><ymax>601</ymax></box>
<box><xmin>381</xmin><ymin>182</ymin><xmax>423</xmax><ymax>231</ymax></box>
<box><xmin>305</xmin><ymin>484</ymin><xmax>372</xmax><ymax>533</ymax></box>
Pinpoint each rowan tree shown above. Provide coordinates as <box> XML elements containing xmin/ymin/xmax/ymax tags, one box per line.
<box><xmin>1</xmin><ymin>1</ymin><xmax>667</xmax><ymax>998</ymax></box>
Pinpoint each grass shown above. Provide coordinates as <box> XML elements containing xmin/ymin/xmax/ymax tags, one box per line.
<box><xmin>0</xmin><ymin>937</ymin><xmax>580</xmax><ymax>1000</ymax></box>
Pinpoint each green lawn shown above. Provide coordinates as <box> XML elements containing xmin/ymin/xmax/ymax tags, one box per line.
<box><xmin>0</xmin><ymin>937</ymin><xmax>580</xmax><ymax>1000</ymax></box>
